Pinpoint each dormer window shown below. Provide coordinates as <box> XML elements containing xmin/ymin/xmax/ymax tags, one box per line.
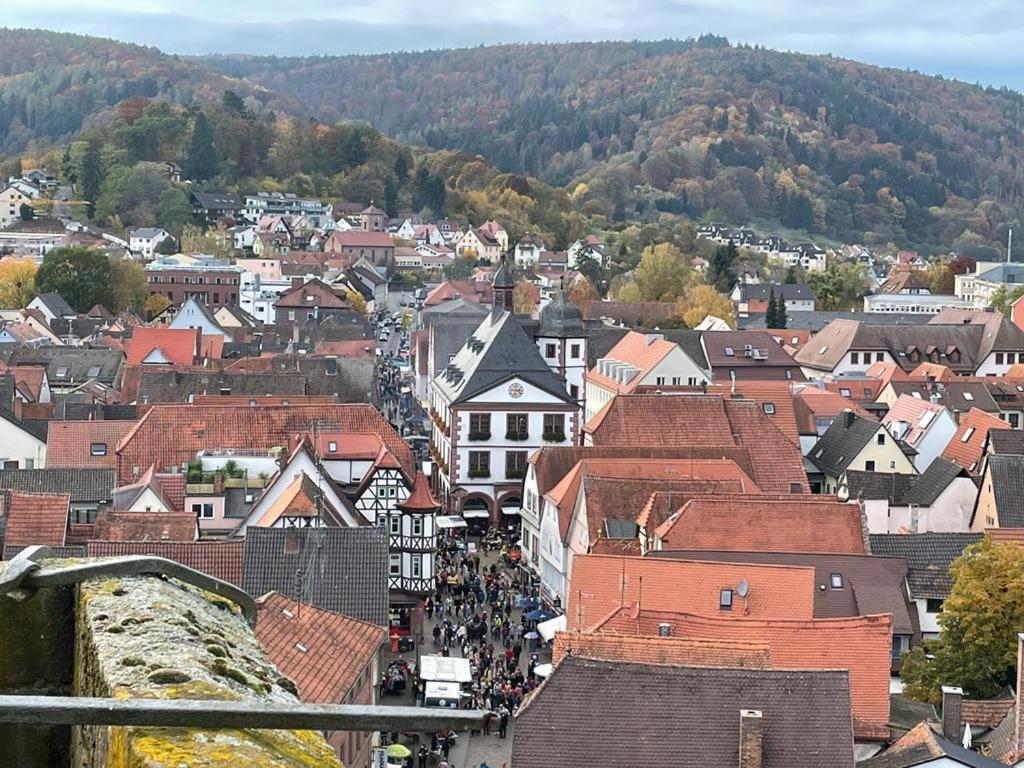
<box><xmin>719</xmin><ymin>589</ymin><xmax>733</xmax><ymax>610</ymax></box>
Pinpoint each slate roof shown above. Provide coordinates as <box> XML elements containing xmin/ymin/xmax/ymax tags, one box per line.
<box><xmin>86</xmin><ymin>540</ymin><xmax>244</xmax><ymax>586</ymax></box>
<box><xmin>901</xmin><ymin>459</ymin><xmax>972</xmax><ymax>506</ymax></box>
<box><xmin>988</xmin><ymin>428</ymin><xmax>1024</xmax><ymax>455</ymax></box>
<box><xmin>537</xmin><ymin>290</ymin><xmax>583</xmax><ymax>338</ymax></box>
<box><xmin>844</xmin><ymin>459</ymin><xmax>969</xmax><ymax>506</ymax></box>
<box><xmin>136</xmin><ymin>369</ymin><xmax>307</xmax><ymax>403</ymax></box>
<box><xmin>808</xmin><ymin>412</ymin><xmax>885</xmax><ymax>476</ymax></box>
<box><xmin>736</xmin><ymin>282</ymin><xmax>816</xmax><ymax>301</ymax></box>
<box><xmin>242</xmin><ymin>527</ymin><xmax>388</xmax><ymax>625</ymax></box>
<box><xmin>0</xmin><ymin>408</ymin><xmax>48</xmax><ymax>442</ymax></box>
<box><xmin>738</xmin><ymin>311</ymin><xmax>930</xmax><ymax>331</ymax></box>
<box><xmin>886</xmin><ymin>381</ymin><xmax>1000</xmax><ymax>415</ymax></box>
<box><xmin>33</xmin><ymin>292</ymin><xmax>75</xmax><ymax>317</ymax></box>
<box><xmin>7</xmin><ymin>346</ymin><xmax>122</xmax><ymax>386</ymax></box>
<box><xmin>190</xmin><ymin>191</ymin><xmax>242</xmax><ymax>211</ymax></box>
<box><xmin>869</xmin><ymin>532</ymin><xmax>983</xmax><ymax>599</ymax></box>
<box><xmin>435</xmin><ymin>310</ymin><xmax>573</xmax><ymax>405</ymax></box>
<box><xmin>862</xmin><ymin>720</ymin><xmax>1007</xmax><ymax>768</ymax></box>
<box><xmin>0</xmin><ymin>468</ymin><xmax>115</xmax><ymax>502</ymax></box>
<box><xmin>254</xmin><ymin>592</ymin><xmax>386</xmax><ymax>704</ymax></box>
<box><xmin>652</xmin><ymin>549</ymin><xmax>920</xmax><ymax>637</ymax></box>
<box><xmin>983</xmin><ymin>454</ymin><xmax>1024</xmax><ymax>527</ymax></box>
<box><xmin>511</xmin><ymin>657</ymin><xmax>855</xmax><ymax>768</ymax></box>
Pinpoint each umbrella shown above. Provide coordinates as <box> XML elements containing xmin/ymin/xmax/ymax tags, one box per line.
<box><xmin>524</xmin><ymin>630</ymin><xmax>539</xmax><ymax>640</ymax></box>
<box><xmin>518</xmin><ymin>596</ymin><xmax>540</xmax><ymax>609</ymax></box>
<box><xmin>525</xmin><ymin>609</ymin><xmax>554</xmax><ymax>622</ymax></box>
<box><xmin>386</xmin><ymin>744</ymin><xmax>412</xmax><ymax>759</ymax></box>
<box><xmin>534</xmin><ymin>663</ymin><xmax>553</xmax><ymax>678</ymax></box>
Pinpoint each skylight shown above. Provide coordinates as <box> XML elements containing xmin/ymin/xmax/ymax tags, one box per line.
<box><xmin>819</xmin><ymin>346</ymin><xmax>828</xmax><ymax>354</ymax></box>
<box><xmin>918</xmin><ymin>411</ymin><xmax>935</xmax><ymax>429</ymax></box>
<box><xmin>724</xmin><ymin>347</ymin><xmax>734</xmax><ymax>357</ymax></box>
<box><xmin>963</xmin><ymin>392</ymin><xmax>974</xmax><ymax>401</ymax></box>
<box><xmin>961</xmin><ymin>427</ymin><xmax>975</xmax><ymax>442</ymax></box>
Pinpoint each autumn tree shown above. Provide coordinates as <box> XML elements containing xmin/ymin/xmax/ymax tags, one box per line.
<box><xmin>674</xmin><ymin>284</ymin><xmax>735</xmax><ymax>328</ymax></box>
<box><xmin>344</xmin><ymin>288</ymin><xmax>368</xmax><ymax>316</ymax></box>
<box><xmin>901</xmin><ymin>537</ymin><xmax>1024</xmax><ymax>704</ymax></box>
<box><xmin>634</xmin><ymin>243</ymin><xmax>694</xmax><ymax>301</ymax></box>
<box><xmin>513</xmin><ymin>280</ymin><xmax>537</xmax><ymax>314</ymax></box>
<box><xmin>932</xmin><ymin>255</ymin><xmax>976</xmax><ymax>294</ymax></box>
<box><xmin>567</xmin><ymin>277</ymin><xmax>600</xmax><ymax>308</ymax></box>
<box><xmin>108</xmin><ymin>257</ymin><xmax>148</xmax><ymax>312</ymax></box>
<box><xmin>179</xmin><ymin>224</ymin><xmax>232</xmax><ymax>258</ymax></box>
<box><xmin>807</xmin><ymin>262</ymin><xmax>869</xmax><ymax>311</ymax></box>
<box><xmin>0</xmin><ymin>257</ymin><xmax>37</xmax><ymax>307</ymax></box>
<box><xmin>144</xmin><ymin>293</ymin><xmax>172</xmax><ymax>319</ymax></box>
<box><xmin>36</xmin><ymin>246</ymin><xmax>112</xmax><ymax>312</ymax></box>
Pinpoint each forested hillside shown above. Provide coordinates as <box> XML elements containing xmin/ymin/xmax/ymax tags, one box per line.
<box><xmin>0</xmin><ymin>29</ymin><xmax>301</xmax><ymax>152</ymax></box>
<box><xmin>203</xmin><ymin>37</ymin><xmax>1024</xmax><ymax>254</ymax></box>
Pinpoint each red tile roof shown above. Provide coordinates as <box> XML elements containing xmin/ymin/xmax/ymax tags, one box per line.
<box><xmin>586</xmin><ymin>331</ymin><xmax>679</xmax><ymax>393</ymax></box>
<box><xmin>92</xmin><ymin>509</ymin><xmax>195</xmax><ymax>541</ymax></box>
<box><xmin>126</xmin><ymin>327</ymin><xmax>201</xmax><ymax>366</ymax></box>
<box><xmin>583</xmin><ymin>394</ymin><xmax>809</xmax><ymax>494</ymax></box>
<box><xmin>45</xmin><ymin>420</ymin><xmax>136</xmax><ymax>469</ymax></box>
<box><xmin>566</xmin><ymin>554</ymin><xmax>817</xmax><ymax>633</ymax></box>
<box><xmin>882</xmin><ymin>394</ymin><xmax>948</xmax><ymax>448</ymax></box>
<box><xmin>961</xmin><ymin>698</ymin><xmax>1014</xmax><ymax>728</ymax></box>
<box><xmin>423</xmin><ymin>279</ymin><xmax>491</xmax><ymax>306</ymax></box>
<box><xmin>551</xmin><ymin>630</ymin><xmax>771</xmax><ymax>668</ymax></box>
<box><xmin>909</xmin><ymin>362</ymin><xmax>956</xmax><ymax>381</ymax></box>
<box><xmin>115</xmin><ymin>403</ymin><xmax>414</xmax><ymax>483</ymax></box>
<box><xmin>85</xmin><ymin>540</ymin><xmax>244</xmax><ymax>586</ymax></box>
<box><xmin>594</xmin><ymin>607</ymin><xmax>892</xmax><ymax>739</ymax></box>
<box><xmin>313</xmin><ymin>339</ymin><xmax>376</xmax><ymax>358</ymax></box>
<box><xmin>0</xmin><ymin>364</ymin><xmax>46</xmax><ymax>402</ymax></box>
<box><xmin>3</xmin><ymin>490</ymin><xmax>69</xmax><ymax>546</ymax></box>
<box><xmin>723</xmin><ymin>381</ymin><xmax>800</xmax><ymax>443</ymax></box>
<box><xmin>273</xmin><ymin>279</ymin><xmax>347</xmax><ymax>309</ymax></box>
<box><xmin>941</xmin><ymin>407</ymin><xmax>1007</xmax><ymax>474</ymax></box>
<box><xmin>398</xmin><ymin>471</ymin><xmax>439</xmax><ymax>512</ymax></box>
<box><xmin>654</xmin><ymin>494</ymin><xmax>868</xmax><ymax>554</ymax></box>
<box><xmin>254</xmin><ymin>591</ymin><xmax>386</xmax><ymax>703</ymax></box>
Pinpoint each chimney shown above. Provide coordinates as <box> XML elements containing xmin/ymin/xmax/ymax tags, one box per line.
<box><xmin>213</xmin><ymin>470</ymin><xmax>224</xmax><ymax>495</ymax></box>
<box><xmin>843</xmin><ymin>409</ymin><xmax>856</xmax><ymax>428</ymax></box>
<box><xmin>738</xmin><ymin>710</ymin><xmax>763</xmax><ymax>768</ymax></box>
<box><xmin>291</xmin><ymin>276</ymin><xmax>303</xmax><ymax>290</ymax></box>
<box><xmin>941</xmin><ymin>685</ymin><xmax>963</xmax><ymax>743</ymax></box>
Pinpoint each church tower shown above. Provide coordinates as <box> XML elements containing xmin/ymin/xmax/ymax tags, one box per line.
<box><xmin>536</xmin><ymin>288</ymin><xmax>587</xmax><ymax>403</ymax></box>
<box><xmin>492</xmin><ymin>259</ymin><xmax>515</xmax><ymax>312</ymax></box>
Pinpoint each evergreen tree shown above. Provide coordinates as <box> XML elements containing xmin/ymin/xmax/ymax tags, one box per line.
<box><xmin>383</xmin><ymin>176</ymin><xmax>398</xmax><ymax>218</ymax></box>
<box><xmin>185</xmin><ymin>111</ymin><xmax>219</xmax><ymax>181</ymax></box>
<box><xmin>707</xmin><ymin>242</ymin><xmax>737</xmax><ymax>292</ymax></box>
<box><xmin>394</xmin><ymin>153</ymin><xmax>410</xmax><ymax>184</ymax></box>
<box><xmin>784</xmin><ymin>265</ymin><xmax>799</xmax><ymax>284</ymax></box>
<box><xmin>776</xmin><ymin>293</ymin><xmax>788</xmax><ymax>329</ymax></box>
<box><xmin>766</xmin><ymin>287</ymin><xmax>778</xmax><ymax>327</ymax></box>
<box><xmin>221</xmin><ymin>90</ymin><xmax>247</xmax><ymax>116</ymax></box>
<box><xmin>80</xmin><ymin>138</ymin><xmax>104</xmax><ymax>219</ymax></box>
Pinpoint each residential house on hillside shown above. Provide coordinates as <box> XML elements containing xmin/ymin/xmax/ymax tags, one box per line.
<box><xmin>189</xmin><ymin>191</ymin><xmax>243</xmax><ymax>224</ymax></box>
<box><xmin>454</xmin><ymin>227</ymin><xmax>502</xmax><ymax>262</ymax></box>
<box><xmin>513</xmin><ymin>232</ymin><xmax>546</xmax><ymax>267</ymax></box>
<box><xmin>0</xmin><ymin>184</ymin><xmax>33</xmax><ymax>229</ymax></box>
<box><xmin>842</xmin><ymin>458</ymin><xmax>978</xmax><ymax>533</ymax></box>
<box><xmin>730</xmin><ymin>283</ymin><xmax>816</xmax><ymax>315</ymax></box>
<box><xmin>322</xmin><ymin>230</ymin><xmax>395</xmax><ymax>269</ymax></box>
<box><xmin>882</xmin><ymin>394</ymin><xmax>958</xmax><ymax>472</ymax></box>
<box><xmin>808</xmin><ymin>411</ymin><xmax>917</xmax><ymax>493</ymax></box>
<box><xmin>584</xmin><ymin>331</ymin><xmax>710</xmax><ymax>422</ymax></box>
<box><xmin>129</xmin><ymin>227</ymin><xmax>172</xmax><ymax>259</ymax></box>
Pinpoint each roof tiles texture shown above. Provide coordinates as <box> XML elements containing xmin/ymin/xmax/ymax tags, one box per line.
<box><xmin>941</xmin><ymin>407</ymin><xmax>1008</xmax><ymax>473</ymax></box>
<box><xmin>2</xmin><ymin>490</ymin><xmax>69</xmax><ymax>547</ymax></box>
<box><xmin>254</xmin><ymin>591</ymin><xmax>386</xmax><ymax>704</ymax></box>
<box><xmin>551</xmin><ymin>630</ymin><xmax>771</xmax><ymax>668</ymax></box>
<box><xmin>85</xmin><ymin>540</ymin><xmax>244</xmax><ymax>586</ymax></box>
<box><xmin>125</xmin><ymin>327</ymin><xmax>200</xmax><ymax>366</ymax></box>
<box><xmin>45</xmin><ymin>420</ymin><xmax>136</xmax><ymax>468</ymax></box>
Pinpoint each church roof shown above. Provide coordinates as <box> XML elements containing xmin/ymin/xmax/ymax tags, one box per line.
<box><xmin>538</xmin><ymin>290</ymin><xmax>584</xmax><ymax>337</ymax></box>
<box><xmin>493</xmin><ymin>260</ymin><xmax>514</xmax><ymax>288</ymax></box>
<box><xmin>397</xmin><ymin>471</ymin><xmax>439</xmax><ymax>512</ymax></box>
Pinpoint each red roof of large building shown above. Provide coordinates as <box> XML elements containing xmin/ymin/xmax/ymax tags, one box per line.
<box><xmin>583</xmin><ymin>394</ymin><xmax>809</xmax><ymax>494</ymax></box>
<box><xmin>254</xmin><ymin>591</ymin><xmax>386</xmax><ymax>703</ymax></box>
<box><xmin>115</xmin><ymin>403</ymin><xmax>414</xmax><ymax>483</ymax></box>
<box><xmin>593</xmin><ymin>607</ymin><xmax>892</xmax><ymax>739</ymax></box>
<box><xmin>92</xmin><ymin>509</ymin><xmax>195</xmax><ymax>542</ymax></box>
<box><xmin>653</xmin><ymin>494</ymin><xmax>868</xmax><ymax>554</ymax></box>
<box><xmin>3</xmin><ymin>490</ymin><xmax>69</xmax><ymax>547</ymax></box>
<box><xmin>566</xmin><ymin>554</ymin><xmax>817</xmax><ymax>633</ymax></box>
<box><xmin>586</xmin><ymin>331</ymin><xmax>682</xmax><ymax>394</ymax></box>
<box><xmin>551</xmin><ymin>630</ymin><xmax>771</xmax><ymax>669</ymax></box>
<box><xmin>45</xmin><ymin>420</ymin><xmax>136</xmax><ymax>469</ymax></box>
<box><xmin>126</xmin><ymin>327</ymin><xmax>201</xmax><ymax>366</ymax></box>
<box><xmin>941</xmin><ymin>407</ymin><xmax>1008</xmax><ymax>474</ymax></box>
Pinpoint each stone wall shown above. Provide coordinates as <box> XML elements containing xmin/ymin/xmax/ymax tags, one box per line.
<box><xmin>0</xmin><ymin>557</ymin><xmax>341</xmax><ymax>768</ymax></box>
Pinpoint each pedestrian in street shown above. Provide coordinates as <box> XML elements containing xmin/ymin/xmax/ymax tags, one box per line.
<box><xmin>418</xmin><ymin>745</ymin><xmax>428</xmax><ymax>768</ymax></box>
<box><xmin>498</xmin><ymin>704</ymin><xmax>510</xmax><ymax>738</ymax></box>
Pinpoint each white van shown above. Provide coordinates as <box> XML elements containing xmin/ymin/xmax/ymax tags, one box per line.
<box><xmin>423</xmin><ymin>681</ymin><xmax>463</xmax><ymax>709</ymax></box>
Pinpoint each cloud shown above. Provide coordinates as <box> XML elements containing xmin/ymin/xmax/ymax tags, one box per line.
<box><xmin>4</xmin><ymin>0</ymin><xmax>1023</xmax><ymax>88</ymax></box>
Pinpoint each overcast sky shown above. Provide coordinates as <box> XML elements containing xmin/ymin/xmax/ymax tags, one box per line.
<box><xmin>6</xmin><ymin>0</ymin><xmax>1022</xmax><ymax>89</ymax></box>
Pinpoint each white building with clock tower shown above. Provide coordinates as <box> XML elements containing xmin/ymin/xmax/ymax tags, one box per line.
<box><xmin>428</xmin><ymin>262</ymin><xmax>581</xmax><ymax>529</ymax></box>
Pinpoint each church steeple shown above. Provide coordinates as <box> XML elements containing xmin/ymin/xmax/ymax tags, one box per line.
<box><xmin>492</xmin><ymin>258</ymin><xmax>514</xmax><ymax>312</ymax></box>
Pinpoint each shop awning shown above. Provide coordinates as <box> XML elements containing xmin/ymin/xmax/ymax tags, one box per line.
<box><xmin>501</xmin><ymin>505</ymin><xmax>521</xmax><ymax>516</ymax></box>
<box><xmin>436</xmin><ymin>515</ymin><xmax>467</xmax><ymax>529</ymax></box>
<box><xmin>537</xmin><ymin>614</ymin><xmax>566</xmax><ymax>642</ymax></box>
<box><xmin>461</xmin><ymin>509</ymin><xmax>490</xmax><ymax>518</ymax></box>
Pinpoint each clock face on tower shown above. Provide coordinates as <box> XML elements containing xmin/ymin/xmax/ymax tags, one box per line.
<box><xmin>508</xmin><ymin>382</ymin><xmax>525</xmax><ymax>399</ymax></box>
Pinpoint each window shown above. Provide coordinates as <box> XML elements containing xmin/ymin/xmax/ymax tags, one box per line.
<box><xmin>839</xmin><ymin>388</ymin><xmax>851</xmax><ymax>397</ymax></box>
<box><xmin>961</xmin><ymin>427</ymin><xmax>975</xmax><ymax>442</ymax></box>
<box><xmin>543</xmin><ymin>413</ymin><xmax>565</xmax><ymax>441</ymax></box>
<box><xmin>506</xmin><ymin>413</ymin><xmax>528</xmax><ymax>440</ymax></box>
<box><xmin>891</xmin><ymin>634</ymin><xmax>910</xmax><ymax>661</ymax></box>
<box><xmin>191</xmin><ymin>503</ymin><xmax>214</xmax><ymax>519</ymax></box>
<box><xmin>327</xmin><ymin>441</ymin><xmax>337</xmax><ymax>453</ymax></box>
<box><xmin>506</xmin><ymin>451</ymin><xmax>528</xmax><ymax>479</ymax></box>
<box><xmin>789</xmin><ymin>482</ymin><xmax>803</xmax><ymax>493</ymax></box>
<box><xmin>72</xmin><ymin>507</ymin><xmax>97</xmax><ymax>525</ymax></box>
<box><xmin>719</xmin><ymin>589</ymin><xmax>733</xmax><ymax>609</ymax></box>
<box><xmin>963</xmin><ymin>392</ymin><xmax>974</xmax><ymax>401</ymax></box>
<box><xmin>468</xmin><ymin>451</ymin><xmax>490</xmax><ymax>477</ymax></box>
<box><xmin>724</xmin><ymin>347</ymin><xmax>734</xmax><ymax>357</ymax></box>
<box><xmin>926</xmin><ymin>598</ymin><xmax>944</xmax><ymax>614</ymax></box>
<box><xmin>890</xmin><ymin>460</ymin><xmax>897</xmax><ymax>469</ymax></box>
<box><xmin>864</xmin><ymin>388</ymin><xmax>873</xmax><ymax>398</ymax></box>
<box><xmin>865</xmin><ymin>460</ymin><xmax>876</xmax><ymax>471</ymax></box>
<box><xmin>570</xmin><ymin>343</ymin><xmax>580</xmax><ymax>359</ymax></box>
<box><xmin>412</xmin><ymin>517</ymin><xmax>423</xmax><ymax>536</ymax></box>
<box><xmin>830</xmin><ymin>573</ymin><xmax>843</xmax><ymax>589</ymax></box>
<box><xmin>997</xmin><ymin>352</ymin><xmax>1005</xmax><ymax>365</ymax></box>
<box><xmin>850</xmin><ymin>352</ymin><xmax>859</xmax><ymax>364</ymax></box>
<box><xmin>762</xmin><ymin>402</ymin><xmax>775</xmax><ymax>414</ymax></box>
<box><xmin>876</xmin><ymin>433</ymin><xmax>885</xmax><ymax>445</ymax></box>
<box><xmin>87</xmin><ymin>366</ymin><xmax>101</xmax><ymax>378</ymax></box>
<box><xmin>671</xmin><ymin>377</ymin><xmax>681</xmax><ymax>386</ymax></box>
<box><xmin>545</xmin><ymin>343</ymin><xmax>556</xmax><ymax>358</ymax></box>
<box><xmin>90</xmin><ymin>443</ymin><xmax>107</xmax><ymax>456</ymax></box>
<box><xmin>469</xmin><ymin>413</ymin><xmax>491</xmax><ymax>440</ymax></box>
<box><xmin>389</xmin><ymin>516</ymin><xmax>400</xmax><ymax>535</ymax></box>
<box><xmin>411</xmin><ymin>557</ymin><xmax>422</xmax><ymax>579</ymax></box>
<box><xmin>389</xmin><ymin>554</ymin><xmax>401</xmax><ymax>577</ymax></box>
<box><xmin>288</xmin><ymin>310</ymin><xmax>295</xmax><ymax>321</ymax></box>
<box><xmin>655</xmin><ymin>376</ymin><xmax>666</xmax><ymax>386</ymax></box>
<box><xmin>569</xmin><ymin>384</ymin><xmax>579</xmax><ymax>399</ymax></box>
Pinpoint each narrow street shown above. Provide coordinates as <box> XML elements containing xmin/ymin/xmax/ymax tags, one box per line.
<box><xmin>380</xmin><ymin>543</ymin><xmax>552</xmax><ymax>768</ymax></box>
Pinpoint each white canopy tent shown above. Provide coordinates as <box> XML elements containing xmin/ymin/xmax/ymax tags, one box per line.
<box><xmin>436</xmin><ymin>515</ymin><xmax>467</xmax><ymax>529</ymax></box>
<box><xmin>419</xmin><ymin>655</ymin><xmax>472</xmax><ymax>683</ymax></box>
<box><xmin>537</xmin><ymin>614</ymin><xmax>566</xmax><ymax>642</ymax></box>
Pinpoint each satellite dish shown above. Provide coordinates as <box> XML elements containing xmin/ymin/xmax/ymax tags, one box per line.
<box><xmin>737</xmin><ymin>579</ymin><xmax>749</xmax><ymax>598</ymax></box>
